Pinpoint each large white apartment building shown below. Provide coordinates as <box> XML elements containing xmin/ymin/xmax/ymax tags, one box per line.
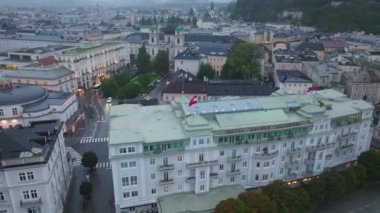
<box><xmin>109</xmin><ymin>89</ymin><xmax>373</xmax><ymax>213</ymax></box>
<box><xmin>56</xmin><ymin>42</ymin><xmax>125</xmax><ymax>89</ymax></box>
<box><xmin>0</xmin><ymin>120</ymin><xmax>71</xmax><ymax>213</ymax></box>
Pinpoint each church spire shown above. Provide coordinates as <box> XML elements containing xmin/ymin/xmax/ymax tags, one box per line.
<box><xmin>211</xmin><ymin>0</ymin><xmax>214</xmax><ymax>10</ymax></box>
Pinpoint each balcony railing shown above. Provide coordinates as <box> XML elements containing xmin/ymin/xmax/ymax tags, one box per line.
<box><xmin>285</xmin><ymin>160</ymin><xmax>299</xmax><ymax>167</ymax></box>
<box><xmin>186</xmin><ymin>160</ymin><xmax>218</xmax><ymax>169</ymax></box>
<box><xmin>287</xmin><ymin>147</ymin><xmax>302</xmax><ymax>154</ymax></box>
<box><xmin>210</xmin><ymin>173</ymin><xmax>219</xmax><ymax>179</ymax></box>
<box><xmin>304</xmin><ymin>159</ymin><xmax>315</xmax><ymax>164</ymax></box>
<box><xmin>185</xmin><ymin>177</ymin><xmax>195</xmax><ymax>183</ymax></box>
<box><xmin>159</xmin><ymin>164</ymin><xmax>174</xmax><ymax>171</ymax></box>
<box><xmin>253</xmin><ymin>151</ymin><xmax>279</xmax><ymax>159</ymax></box>
<box><xmin>227</xmin><ymin>170</ymin><xmax>240</xmax><ymax>176</ymax></box>
<box><xmin>20</xmin><ymin>198</ymin><xmax>42</xmax><ymax>208</ymax></box>
<box><xmin>283</xmin><ymin>173</ymin><xmax>297</xmax><ymax>181</ymax></box>
<box><xmin>337</xmin><ymin>132</ymin><xmax>357</xmax><ymax>141</ymax></box>
<box><xmin>228</xmin><ymin>155</ymin><xmax>242</xmax><ymax>162</ymax></box>
<box><xmin>337</xmin><ymin>143</ymin><xmax>354</xmax><ymax>150</ymax></box>
<box><xmin>306</xmin><ymin>143</ymin><xmax>335</xmax><ymax>151</ymax></box>
<box><xmin>159</xmin><ymin>179</ymin><xmax>174</xmax><ymax>186</ymax></box>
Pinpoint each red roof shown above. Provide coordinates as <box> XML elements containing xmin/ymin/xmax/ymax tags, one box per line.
<box><xmin>38</xmin><ymin>56</ymin><xmax>56</xmax><ymax>66</ymax></box>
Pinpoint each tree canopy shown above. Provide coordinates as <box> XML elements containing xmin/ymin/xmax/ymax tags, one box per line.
<box><xmin>358</xmin><ymin>150</ymin><xmax>380</xmax><ymax>181</ymax></box>
<box><xmin>118</xmin><ymin>82</ymin><xmax>142</xmax><ymax>99</ymax></box>
<box><xmin>81</xmin><ymin>151</ymin><xmax>98</xmax><ymax>172</ymax></box>
<box><xmin>153</xmin><ymin>50</ymin><xmax>169</xmax><ymax>74</ymax></box>
<box><xmin>221</xmin><ymin>42</ymin><xmax>262</xmax><ymax>80</ymax></box>
<box><xmin>197</xmin><ymin>64</ymin><xmax>215</xmax><ymax>80</ymax></box>
<box><xmin>214</xmin><ymin>198</ymin><xmax>247</xmax><ymax>213</ymax></box>
<box><xmin>136</xmin><ymin>45</ymin><xmax>151</xmax><ymax>74</ymax></box>
<box><xmin>79</xmin><ymin>181</ymin><xmax>92</xmax><ymax>200</ymax></box>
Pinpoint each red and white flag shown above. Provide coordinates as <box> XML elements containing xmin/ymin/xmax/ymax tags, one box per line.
<box><xmin>188</xmin><ymin>96</ymin><xmax>198</xmax><ymax>107</ymax></box>
<box><xmin>307</xmin><ymin>87</ymin><xmax>317</xmax><ymax>95</ymax></box>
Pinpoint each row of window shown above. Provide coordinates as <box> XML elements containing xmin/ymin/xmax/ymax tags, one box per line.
<box><xmin>119</xmin><ymin>147</ymin><xmax>136</xmax><ymax>154</ymax></box>
<box><xmin>0</xmin><ymin>108</ymin><xmax>18</xmax><ymax>116</ymax></box>
<box><xmin>123</xmin><ymin>190</ymin><xmax>138</xmax><ymax>199</ymax></box>
<box><xmin>120</xmin><ymin>161</ymin><xmax>137</xmax><ymax>169</ymax></box>
<box><xmin>23</xmin><ymin>189</ymin><xmax>38</xmax><ymax>200</ymax></box>
<box><xmin>19</xmin><ymin>171</ymin><xmax>35</xmax><ymax>182</ymax></box>
<box><xmin>122</xmin><ymin>176</ymin><xmax>138</xmax><ymax>187</ymax></box>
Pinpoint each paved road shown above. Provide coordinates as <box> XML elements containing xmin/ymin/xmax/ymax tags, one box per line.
<box><xmin>319</xmin><ymin>182</ymin><xmax>380</xmax><ymax>213</ymax></box>
<box><xmin>64</xmin><ymin>90</ymin><xmax>114</xmax><ymax>213</ymax></box>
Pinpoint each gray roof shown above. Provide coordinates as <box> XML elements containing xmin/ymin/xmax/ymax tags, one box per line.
<box><xmin>123</xmin><ymin>32</ymin><xmax>149</xmax><ymax>44</ymax></box>
<box><xmin>207</xmin><ymin>80</ymin><xmax>276</xmax><ymax>96</ymax></box>
<box><xmin>0</xmin><ymin>120</ymin><xmax>63</xmax><ymax>168</ymax></box>
<box><xmin>197</xmin><ymin>42</ymin><xmax>232</xmax><ymax>57</ymax></box>
<box><xmin>2</xmin><ymin>66</ymin><xmax>73</xmax><ymax>80</ymax></box>
<box><xmin>23</xmin><ymin>91</ymin><xmax>74</xmax><ymax>113</ymax></box>
<box><xmin>277</xmin><ymin>70</ymin><xmax>313</xmax><ymax>83</ymax></box>
<box><xmin>0</xmin><ymin>85</ymin><xmax>47</xmax><ymax>106</ymax></box>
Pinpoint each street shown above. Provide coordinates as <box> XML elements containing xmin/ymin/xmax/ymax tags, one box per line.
<box><xmin>319</xmin><ymin>182</ymin><xmax>380</xmax><ymax>213</ymax></box>
<box><xmin>64</xmin><ymin>90</ymin><xmax>114</xmax><ymax>213</ymax></box>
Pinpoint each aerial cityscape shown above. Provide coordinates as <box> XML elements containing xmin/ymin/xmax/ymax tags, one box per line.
<box><xmin>0</xmin><ymin>0</ymin><xmax>380</xmax><ymax>213</ymax></box>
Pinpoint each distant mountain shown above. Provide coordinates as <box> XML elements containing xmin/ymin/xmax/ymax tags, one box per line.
<box><xmin>0</xmin><ymin>0</ymin><xmax>230</xmax><ymax>8</ymax></box>
<box><xmin>230</xmin><ymin>0</ymin><xmax>380</xmax><ymax>34</ymax></box>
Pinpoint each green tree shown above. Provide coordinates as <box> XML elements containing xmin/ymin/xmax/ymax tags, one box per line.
<box><xmin>307</xmin><ymin>171</ymin><xmax>346</xmax><ymax>206</ymax></box>
<box><xmin>214</xmin><ymin>198</ymin><xmax>247</xmax><ymax>213</ymax></box>
<box><xmin>221</xmin><ymin>42</ymin><xmax>262</xmax><ymax>80</ymax></box>
<box><xmin>100</xmin><ymin>79</ymin><xmax>119</xmax><ymax>98</ymax></box>
<box><xmin>153</xmin><ymin>50</ymin><xmax>169</xmax><ymax>74</ymax></box>
<box><xmin>340</xmin><ymin>165</ymin><xmax>368</xmax><ymax>193</ymax></box>
<box><xmin>136</xmin><ymin>45</ymin><xmax>151</xmax><ymax>74</ymax></box>
<box><xmin>79</xmin><ymin>181</ymin><xmax>92</xmax><ymax>200</ymax></box>
<box><xmin>118</xmin><ymin>82</ymin><xmax>141</xmax><ymax>99</ymax></box>
<box><xmin>197</xmin><ymin>64</ymin><xmax>215</xmax><ymax>80</ymax></box>
<box><xmin>358</xmin><ymin>150</ymin><xmax>380</xmax><ymax>181</ymax></box>
<box><xmin>114</xmin><ymin>72</ymin><xmax>131</xmax><ymax>88</ymax></box>
<box><xmin>262</xmin><ymin>181</ymin><xmax>311</xmax><ymax>213</ymax></box>
<box><xmin>81</xmin><ymin>151</ymin><xmax>98</xmax><ymax>172</ymax></box>
<box><xmin>238</xmin><ymin>191</ymin><xmax>278</xmax><ymax>213</ymax></box>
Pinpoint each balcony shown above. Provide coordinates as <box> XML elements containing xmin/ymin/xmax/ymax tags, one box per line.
<box><xmin>283</xmin><ymin>173</ymin><xmax>297</xmax><ymax>181</ymax></box>
<box><xmin>336</xmin><ymin>143</ymin><xmax>354</xmax><ymax>151</ymax></box>
<box><xmin>159</xmin><ymin>179</ymin><xmax>174</xmax><ymax>186</ymax></box>
<box><xmin>210</xmin><ymin>172</ymin><xmax>219</xmax><ymax>179</ymax></box>
<box><xmin>253</xmin><ymin>151</ymin><xmax>279</xmax><ymax>159</ymax></box>
<box><xmin>285</xmin><ymin>160</ymin><xmax>299</xmax><ymax>167</ymax></box>
<box><xmin>304</xmin><ymin>158</ymin><xmax>315</xmax><ymax>164</ymax></box>
<box><xmin>287</xmin><ymin>147</ymin><xmax>302</xmax><ymax>154</ymax></box>
<box><xmin>306</xmin><ymin>143</ymin><xmax>335</xmax><ymax>151</ymax></box>
<box><xmin>159</xmin><ymin>164</ymin><xmax>174</xmax><ymax>171</ymax></box>
<box><xmin>185</xmin><ymin>177</ymin><xmax>195</xmax><ymax>183</ymax></box>
<box><xmin>20</xmin><ymin>198</ymin><xmax>42</xmax><ymax>208</ymax></box>
<box><xmin>227</xmin><ymin>170</ymin><xmax>240</xmax><ymax>176</ymax></box>
<box><xmin>228</xmin><ymin>155</ymin><xmax>242</xmax><ymax>163</ymax></box>
<box><xmin>186</xmin><ymin>160</ymin><xmax>218</xmax><ymax>169</ymax></box>
<box><xmin>337</xmin><ymin>132</ymin><xmax>357</xmax><ymax>141</ymax></box>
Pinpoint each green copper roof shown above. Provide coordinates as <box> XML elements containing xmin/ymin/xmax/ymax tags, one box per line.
<box><xmin>150</xmin><ymin>24</ymin><xmax>159</xmax><ymax>31</ymax></box>
<box><xmin>175</xmin><ymin>25</ymin><xmax>185</xmax><ymax>32</ymax></box>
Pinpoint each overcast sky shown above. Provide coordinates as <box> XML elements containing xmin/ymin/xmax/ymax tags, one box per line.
<box><xmin>0</xmin><ymin>0</ymin><xmax>231</xmax><ymax>7</ymax></box>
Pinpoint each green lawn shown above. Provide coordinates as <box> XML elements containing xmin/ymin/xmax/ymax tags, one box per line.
<box><xmin>131</xmin><ymin>73</ymin><xmax>158</xmax><ymax>88</ymax></box>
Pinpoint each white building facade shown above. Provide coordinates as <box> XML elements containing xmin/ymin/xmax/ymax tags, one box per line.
<box><xmin>57</xmin><ymin>42</ymin><xmax>125</xmax><ymax>89</ymax></box>
<box><xmin>109</xmin><ymin>89</ymin><xmax>373</xmax><ymax>213</ymax></box>
<box><xmin>0</xmin><ymin>121</ymin><xmax>71</xmax><ymax>213</ymax></box>
<box><xmin>0</xmin><ymin>79</ymin><xmax>78</xmax><ymax>129</ymax></box>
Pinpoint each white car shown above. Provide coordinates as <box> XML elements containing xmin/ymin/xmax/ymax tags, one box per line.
<box><xmin>106</xmin><ymin>97</ymin><xmax>112</xmax><ymax>104</ymax></box>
